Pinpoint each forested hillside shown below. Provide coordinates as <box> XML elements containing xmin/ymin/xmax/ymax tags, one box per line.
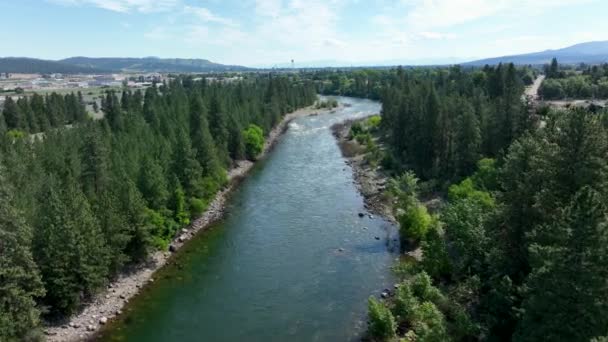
<box><xmin>60</xmin><ymin>57</ymin><xmax>249</xmax><ymax>73</ymax></box>
<box><xmin>321</xmin><ymin>65</ymin><xmax>608</xmax><ymax>341</ymax></box>
<box><xmin>0</xmin><ymin>57</ymin><xmax>106</xmax><ymax>74</ymax></box>
<box><xmin>0</xmin><ymin>75</ymin><xmax>316</xmax><ymax>341</ymax></box>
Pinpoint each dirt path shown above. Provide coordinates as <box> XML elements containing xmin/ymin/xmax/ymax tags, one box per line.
<box><xmin>525</xmin><ymin>75</ymin><xmax>545</xmax><ymax>101</ymax></box>
<box><xmin>44</xmin><ymin>104</ymin><xmax>333</xmax><ymax>342</ymax></box>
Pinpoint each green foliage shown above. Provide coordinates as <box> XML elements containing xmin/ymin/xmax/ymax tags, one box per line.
<box><xmin>33</xmin><ymin>178</ymin><xmax>109</xmax><ymax>316</ymax></box>
<box><xmin>6</xmin><ymin>129</ymin><xmax>26</xmax><ymax>139</ymax></box>
<box><xmin>368</xmin><ymin>296</ymin><xmax>397</xmax><ymax>340</ymax></box>
<box><xmin>399</xmin><ymin>204</ymin><xmax>433</xmax><ymax>242</ymax></box>
<box><xmin>315</xmin><ymin>98</ymin><xmax>338</xmax><ymax>109</ymax></box>
<box><xmin>366</xmin><ymin>115</ymin><xmax>381</xmax><ymax>129</ymax></box>
<box><xmin>340</xmin><ymin>65</ymin><xmax>608</xmax><ymax>341</ymax></box>
<box><xmin>470</xmin><ymin>158</ymin><xmax>498</xmax><ymax>190</ymax></box>
<box><xmin>448</xmin><ymin>178</ymin><xmax>494</xmax><ymax>208</ymax></box>
<box><xmin>189</xmin><ymin>197</ymin><xmax>206</xmax><ymax>219</ymax></box>
<box><xmin>420</xmin><ymin>223</ymin><xmax>451</xmax><ymax>279</ymax></box>
<box><xmin>515</xmin><ymin>187</ymin><xmax>608</xmax><ymax>341</ymax></box>
<box><xmin>0</xmin><ymin>169</ymin><xmax>45</xmax><ymax>341</ymax></box>
<box><xmin>243</xmin><ymin>124</ymin><xmax>265</xmax><ymax>160</ymax></box>
<box><xmin>410</xmin><ymin>302</ymin><xmax>449</xmax><ymax>342</ymax></box>
<box><xmin>0</xmin><ymin>74</ymin><xmax>317</xmax><ymax>326</ymax></box>
<box><xmin>389</xmin><ymin>171</ymin><xmax>419</xmax><ymax>211</ymax></box>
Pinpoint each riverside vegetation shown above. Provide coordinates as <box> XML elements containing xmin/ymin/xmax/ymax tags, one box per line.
<box><xmin>313</xmin><ymin>65</ymin><xmax>608</xmax><ymax>341</ymax></box>
<box><xmin>0</xmin><ymin>75</ymin><xmax>316</xmax><ymax>341</ymax></box>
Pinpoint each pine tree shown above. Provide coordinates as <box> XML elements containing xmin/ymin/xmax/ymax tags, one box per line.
<box><xmin>0</xmin><ymin>168</ymin><xmax>45</xmax><ymax>341</ymax></box>
<box><xmin>80</xmin><ymin>126</ymin><xmax>110</xmax><ymax>199</ymax></box>
<box><xmin>102</xmin><ymin>91</ymin><xmax>123</xmax><ymax>131</ymax></box>
<box><xmin>208</xmin><ymin>95</ymin><xmax>230</xmax><ymax>166</ymax></box>
<box><xmin>2</xmin><ymin>97</ymin><xmax>22</xmax><ymax>130</ymax></box>
<box><xmin>33</xmin><ymin>177</ymin><xmax>109</xmax><ymax>315</ymax></box>
<box><xmin>454</xmin><ymin>104</ymin><xmax>481</xmax><ymax>178</ymax></box>
<box><xmin>516</xmin><ymin>187</ymin><xmax>608</xmax><ymax>341</ymax></box>
<box><xmin>189</xmin><ymin>95</ymin><xmax>223</xmax><ymax>180</ymax></box>
<box><xmin>138</xmin><ymin>156</ymin><xmax>169</xmax><ymax>210</ymax></box>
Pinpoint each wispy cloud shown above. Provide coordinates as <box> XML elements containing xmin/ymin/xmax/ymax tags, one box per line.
<box><xmin>184</xmin><ymin>6</ymin><xmax>237</xmax><ymax>27</ymax></box>
<box><xmin>47</xmin><ymin>0</ymin><xmax>178</xmax><ymax>13</ymax></box>
<box><xmin>402</xmin><ymin>0</ymin><xmax>601</xmax><ymax>30</ymax></box>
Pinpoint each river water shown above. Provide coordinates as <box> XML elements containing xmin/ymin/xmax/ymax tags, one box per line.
<box><xmin>98</xmin><ymin>97</ymin><xmax>397</xmax><ymax>342</ymax></box>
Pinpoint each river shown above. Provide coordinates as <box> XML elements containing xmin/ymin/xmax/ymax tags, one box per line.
<box><xmin>97</xmin><ymin>97</ymin><xmax>398</xmax><ymax>342</ymax></box>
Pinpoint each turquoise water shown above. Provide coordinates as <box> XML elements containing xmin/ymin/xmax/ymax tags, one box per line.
<box><xmin>97</xmin><ymin>97</ymin><xmax>397</xmax><ymax>342</ymax></box>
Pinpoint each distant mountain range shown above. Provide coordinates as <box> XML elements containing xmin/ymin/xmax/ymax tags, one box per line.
<box><xmin>465</xmin><ymin>41</ymin><xmax>608</xmax><ymax>66</ymax></box>
<box><xmin>2</xmin><ymin>41</ymin><xmax>608</xmax><ymax>74</ymax></box>
<box><xmin>0</xmin><ymin>57</ymin><xmax>250</xmax><ymax>74</ymax></box>
<box><xmin>0</xmin><ymin>57</ymin><xmax>104</xmax><ymax>74</ymax></box>
<box><xmin>60</xmin><ymin>57</ymin><xmax>250</xmax><ymax>73</ymax></box>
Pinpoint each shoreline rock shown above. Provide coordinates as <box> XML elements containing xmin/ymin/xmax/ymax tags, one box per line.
<box><xmin>331</xmin><ymin>119</ymin><xmax>396</xmax><ymax>224</ymax></box>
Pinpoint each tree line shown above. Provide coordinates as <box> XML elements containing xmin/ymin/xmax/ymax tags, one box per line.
<box><xmin>1</xmin><ymin>92</ymin><xmax>89</xmax><ymax>135</ymax></box>
<box><xmin>0</xmin><ymin>74</ymin><xmax>316</xmax><ymax>341</ymax></box>
<box><xmin>352</xmin><ymin>64</ymin><xmax>608</xmax><ymax>341</ymax></box>
<box><xmin>541</xmin><ymin>58</ymin><xmax>608</xmax><ymax>100</ymax></box>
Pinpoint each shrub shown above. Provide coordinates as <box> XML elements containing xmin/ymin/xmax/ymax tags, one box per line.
<box><xmin>189</xmin><ymin>197</ymin><xmax>206</xmax><ymax>219</ymax></box>
<box><xmin>366</xmin><ymin>115</ymin><xmax>382</xmax><ymax>129</ymax></box>
<box><xmin>368</xmin><ymin>296</ymin><xmax>397</xmax><ymax>340</ymax></box>
<box><xmin>394</xmin><ymin>284</ymin><xmax>419</xmax><ymax>322</ymax></box>
<box><xmin>411</xmin><ymin>302</ymin><xmax>448</xmax><ymax>342</ymax></box>
<box><xmin>399</xmin><ymin>204</ymin><xmax>432</xmax><ymax>242</ymax></box>
<box><xmin>6</xmin><ymin>129</ymin><xmax>26</xmax><ymax>139</ymax></box>
<box><xmin>410</xmin><ymin>272</ymin><xmax>444</xmax><ymax>304</ymax></box>
<box><xmin>448</xmin><ymin>178</ymin><xmax>494</xmax><ymax>208</ymax></box>
<box><xmin>243</xmin><ymin>124</ymin><xmax>264</xmax><ymax>160</ymax></box>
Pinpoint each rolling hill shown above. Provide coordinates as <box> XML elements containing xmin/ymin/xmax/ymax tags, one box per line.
<box><xmin>465</xmin><ymin>41</ymin><xmax>608</xmax><ymax>66</ymax></box>
<box><xmin>0</xmin><ymin>57</ymin><xmax>106</xmax><ymax>74</ymax></box>
<box><xmin>60</xmin><ymin>57</ymin><xmax>250</xmax><ymax>73</ymax></box>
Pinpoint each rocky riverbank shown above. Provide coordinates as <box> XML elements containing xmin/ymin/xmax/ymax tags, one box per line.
<box><xmin>331</xmin><ymin>119</ymin><xmax>395</xmax><ymax>224</ymax></box>
<box><xmin>44</xmin><ymin>104</ymin><xmax>335</xmax><ymax>342</ymax></box>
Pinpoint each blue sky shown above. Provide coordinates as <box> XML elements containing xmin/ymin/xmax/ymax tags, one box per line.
<box><xmin>1</xmin><ymin>0</ymin><xmax>607</xmax><ymax>67</ymax></box>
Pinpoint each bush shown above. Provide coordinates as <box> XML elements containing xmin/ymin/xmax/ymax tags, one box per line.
<box><xmin>6</xmin><ymin>129</ymin><xmax>26</xmax><ymax>139</ymax></box>
<box><xmin>421</xmin><ymin>224</ymin><xmax>451</xmax><ymax>279</ymax></box>
<box><xmin>399</xmin><ymin>204</ymin><xmax>432</xmax><ymax>242</ymax></box>
<box><xmin>410</xmin><ymin>302</ymin><xmax>448</xmax><ymax>342</ymax></box>
<box><xmin>366</xmin><ymin>115</ymin><xmax>382</xmax><ymax>129</ymax></box>
<box><xmin>471</xmin><ymin>158</ymin><xmax>498</xmax><ymax>191</ymax></box>
<box><xmin>243</xmin><ymin>124</ymin><xmax>264</xmax><ymax>160</ymax></box>
<box><xmin>410</xmin><ymin>272</ymin><xmax>445</xmax><ymax>304</ymax></box>
<box><xmin>394</xmin><ymin>284</ymin><xmax>419</xmax><ymax>322</ymax></box>
<box><xmin>368</xmin><ymin>296</ymin><xmax>397</xmax><ymax>340</ymax></box>
<box><xmin>448</xmin><ymin>178</ymin><xmax>494</xmax><ymax>208</ymax></box>
<box><xmin>189</xmin><ymin>197</ymin><xmax>206</xmax><ymax>219</ymax></box>
<box><xmin>350</xmin><ymin>122</ymin><xmax>364</xmax><ymax>137</ymax></box>
<box><xmin>315</xmin><ymin>98</ymin><xmax>338</xmax><ymax>109</ymax></box>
